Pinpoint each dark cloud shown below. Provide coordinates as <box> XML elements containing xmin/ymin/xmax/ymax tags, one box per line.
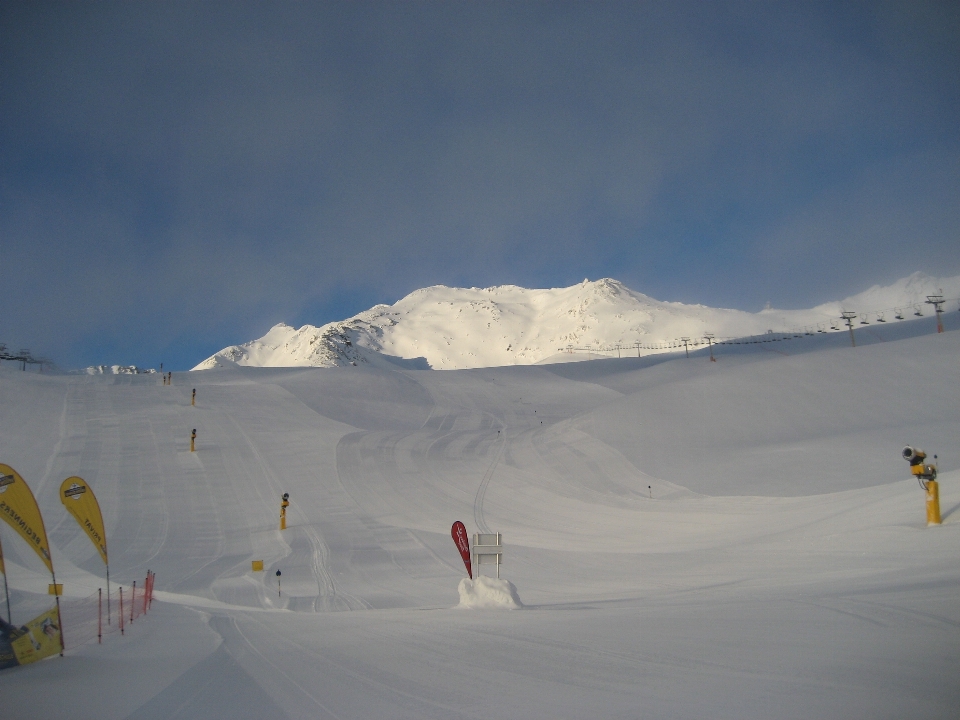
<box><xmin>1</xmin><ymin>1</ymin><xmax>957</xmax><ymax>368</ymax></box>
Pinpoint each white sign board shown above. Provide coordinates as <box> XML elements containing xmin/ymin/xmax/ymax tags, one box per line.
<box><xmin>473</xmin><ymin>532</ymin><xmax>502</xmax><ymax>578</ymax></box>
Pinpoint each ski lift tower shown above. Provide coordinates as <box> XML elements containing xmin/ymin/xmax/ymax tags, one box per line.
<box><xmin>703</xmin><ymin>333</ymin><xmax>716</xmax><ymax>362</ymax></box>
<box><xmin>840</xmin><ymin>311</ymin><xmax>858</xmax><ymax>347</ymax></box>
<box><xmin>925</xmin><ymin>293</ymin><xmax>945</xmax><ymax>333</ymax></box>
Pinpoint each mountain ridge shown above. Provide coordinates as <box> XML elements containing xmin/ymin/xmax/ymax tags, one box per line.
<box><xmin>193</xmin><ymin>272</ymin><xmax>960</xmax><ymax>371</ymax></box>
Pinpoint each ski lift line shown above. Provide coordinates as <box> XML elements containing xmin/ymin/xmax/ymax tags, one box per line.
<box><xmin>731</xmin><ymin>295</ymin><xmax>960</xmax><ymax>344</ymax></box>
<box><xmin>556</xmin><ymin>295</ymin><xmax>958</xmax><ymax>357</ymax></box>
<box><xmin>0</xmin><ymin>344</ymin><xmax>52</xmax><ymax>370</ymax></box>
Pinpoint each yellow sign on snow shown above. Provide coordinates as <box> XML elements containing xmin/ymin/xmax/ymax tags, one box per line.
<box><xmin>11</xmin><ymin>607</ymin><xmax>61</xmax><ymax>666</ymax></box>
<box><xmin>59</xmin><ymin>476</ymin><xmax>108</xmax><ymax>565</ymax></box>
<box><xmin>0</xmin><ymin>464</ymin><xmax>53</xmax><ymax>574</ymax></box>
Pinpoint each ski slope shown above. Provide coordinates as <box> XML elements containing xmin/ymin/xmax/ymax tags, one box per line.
<box><xmin>1</xmin><ymin>319</ymin><xmax>959</xmax><ymax>719</ymax></box>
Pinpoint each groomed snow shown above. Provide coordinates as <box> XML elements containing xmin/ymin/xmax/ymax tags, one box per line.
<box><xmin>0</xmin><ymin>317</ymin><xmax>958</xmax><ymax>719</ymax></box>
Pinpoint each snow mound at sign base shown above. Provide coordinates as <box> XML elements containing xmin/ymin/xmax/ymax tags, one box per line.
<box><xmin>457</xmin><ymin>576</ymin><xmax>523</xmax><ymax>609</ymax></box>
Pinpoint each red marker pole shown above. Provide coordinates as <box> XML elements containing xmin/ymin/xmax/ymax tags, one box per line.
<box><xmin>451</xmin><ymin>521</ymin><xmax>473</xmax><ymax>579</ymax></box>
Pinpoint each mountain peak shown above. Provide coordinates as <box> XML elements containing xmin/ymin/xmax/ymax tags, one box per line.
<box><xmin>193</xmin><ymin>273</ymin><xmax>960</xmax><ymax>371</ymax></box>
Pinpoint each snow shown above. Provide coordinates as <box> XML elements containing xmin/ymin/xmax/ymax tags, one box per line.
<box><xmin>457</xmin><ymin>577</ymin><xmax>523</xmax><ymax>609</ymax></box>
<box><xmin>0</xmin><ymin>310</ymin><xmax>959</xmax><ymax>718</ymax></box>
<box><xmin>79</xmin><ymin>365</ymin><xmax>157</xmax><ymax>375</ymax></box>
<box><xmin>193</xmin><ymin>273</ymin><xmax>960</xmax><ymax>370</ymax></box>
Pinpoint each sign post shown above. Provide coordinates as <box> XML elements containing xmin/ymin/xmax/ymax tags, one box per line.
<box><xmin>473</xmin><ymin>533</ymin><xmax>503</xmax><ymax>579</ymax></box>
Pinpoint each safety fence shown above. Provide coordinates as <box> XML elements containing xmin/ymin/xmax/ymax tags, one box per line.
<box><xmin>58</xmin><ymin>571</ymin><xmax>155</xmax><ymax>650</ymax></box>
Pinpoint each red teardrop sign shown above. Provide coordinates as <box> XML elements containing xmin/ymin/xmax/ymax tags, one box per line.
<box><xmin>451</xmin><ymin>521</ymin><xmax>472</xmax><ymax>579</ymax></box>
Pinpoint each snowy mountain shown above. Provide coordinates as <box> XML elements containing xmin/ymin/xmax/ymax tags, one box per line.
<box><xmin>193</xmin><ymin>272</ymin><xmax>960</xmax><ymax>371</ymax></box>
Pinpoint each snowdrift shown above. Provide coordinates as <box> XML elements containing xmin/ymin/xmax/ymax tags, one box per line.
<box><xmin>457</xmin><ymin>577</ymin><xmax>523</xmax><ymax>609</ymax></box>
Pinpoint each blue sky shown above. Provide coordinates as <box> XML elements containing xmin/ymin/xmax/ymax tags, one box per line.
<box><xmin>2</xmin><ymin>1</ymin><xmax>957</xmax><ymax>370</ymax></box>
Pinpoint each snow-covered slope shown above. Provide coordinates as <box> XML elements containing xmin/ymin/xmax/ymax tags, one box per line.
<box><xmin>193</xmin><ymin>273</ymin><xmax>960</xmax><ymax>370</ymax></box>
<box><xmin>1</xmin><ymin>325</ymin><xmax>958</xmax><ymax>718</ymax></box>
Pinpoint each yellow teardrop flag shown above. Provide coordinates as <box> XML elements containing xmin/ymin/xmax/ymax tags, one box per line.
<box><xmin>0</xmin><ymin>464</ymin><xmax>53</xmax><ymax>575</ymax></box>
<box><xmin>59</xmin><ymin>477</ymin><xmax>108</xmax><ymax>566</ymax></box>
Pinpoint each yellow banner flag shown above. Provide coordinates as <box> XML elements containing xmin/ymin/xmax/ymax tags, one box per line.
<box><xmin>59</xmin><ymin>477</ymin><xmax>108</xmax><ymax>566</ymax></box>
<box><xmin>0</xmin><ymin>465</ymin><xmax>53</xmax><ymax>575</ymax></box>
<box><xmin>10</xmin><ymin>607</ymin><xmax>61</xmax><ymax>666</ymax></box>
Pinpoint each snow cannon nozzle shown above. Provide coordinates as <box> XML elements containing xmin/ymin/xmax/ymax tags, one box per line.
<box><xmin>902</xmin><ymin>446</ymin><xmax>926</xmax><ymax>466</ymax></box>
<box><xmin>903</xmin><ymin>445</ymin><xmax>938</xmax><ymax>485</ymax></box>
<box><xmin>902</xmin><ymin>446</ymin><xmax>924</xmax><ymax>463</ymax></box>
